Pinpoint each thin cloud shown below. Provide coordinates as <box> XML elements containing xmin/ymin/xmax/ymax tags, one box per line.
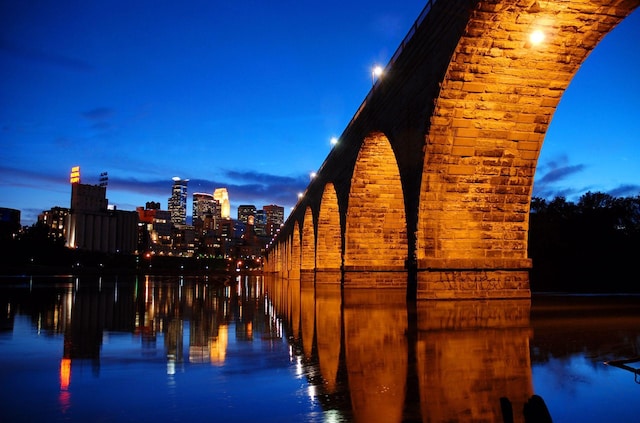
<box><xmin>532</xmin><ymin>185</ymin><xmax>585</xmax><ymax>200</ymax></box>
<box><xmin>533</xmin><ymin>154</ymin><xmax>588</xmax><ymax>200</ymax></box>
<box><xmin>537</xmin><ymin>164</ymin><xmax>586</xmax><ymax>185</ymax></box>
<box><xmin>105</xmin><ymin>170</ymin><xmax>307</xmax><ymax>205</ymax></box>
<box><xmin>0</xmin><ymin>39</ymin><xmax>94</xmax><ymax>72</ymax></box>
<box><xmin>224</xmin><ymin>169</ymin><xmax>305</xmax><ymax>186</ymax></box>
<box><xmin>0</xmin><ymin>164</ymin><xmax>66</xmax><ymax>187</ymax></box>
<box><xmin>82</xmin><ymin>107</ymin><xmax>115</xmax><ymax>121</ymax></box>
<box><xmin>104</xmin><ymin>176</ymin><xmax>169</xmax><ymax>198</ymax></box>
<box><xmin>90</xmin><ymin>122</ymin><xmax>114</xmax><ymax>131</ymax></box>
<box><xmin>608</xmin><ymin>184</ymin><xmax>640</xmax><ymax>198</ymax></box>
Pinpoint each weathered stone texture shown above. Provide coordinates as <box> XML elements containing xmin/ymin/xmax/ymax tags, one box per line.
<box><xmin>301</xmin><ymin>207</ymin><xmax>315</xmax><ymax>270</ymax></box>
<box><xmin>344</xmin><ymin>132</ymin><xmax>408</xmax><ymax>270</ymax></box>
<box><xmin>267</xmin><ymin>0</ymin><xmax>639</xmax><ymax>299</ymax></box>
<box><xmin>417</xmin><ymin>270</ymin><xmax>532</xmax><ymax>300</ymax></box>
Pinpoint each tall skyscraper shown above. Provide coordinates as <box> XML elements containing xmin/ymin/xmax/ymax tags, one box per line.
<box><xmin>168</xmin><ymin>177</ymin><xmax>189</xmax><ymax>226</ymax></box>
<box><xmin>213</xmin><ymin>188</ymin><xmax>230</xmax><ymax>219</ymax></box>
<box><xmin>263</xmin><ymin>204</ymin><xmax>284</xmax><ymax>237</ymax></box>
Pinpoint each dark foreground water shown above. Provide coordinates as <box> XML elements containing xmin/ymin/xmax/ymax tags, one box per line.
<box><xmin>1</xmin><ymin>273</ymin><xmax>638</xmax><ymax>423</ymax></box>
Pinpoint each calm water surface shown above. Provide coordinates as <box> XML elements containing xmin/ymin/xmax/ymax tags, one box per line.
<box><xmin>1</xmin><ymin>273</ymin><xmax>638</xmax><ymax>422</ymax></box>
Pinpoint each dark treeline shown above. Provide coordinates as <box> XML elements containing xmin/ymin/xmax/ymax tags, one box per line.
<box><xmin>528</xmin><ymin>191</ymin><xmax>640</xmax><ymax>293</ymax></box>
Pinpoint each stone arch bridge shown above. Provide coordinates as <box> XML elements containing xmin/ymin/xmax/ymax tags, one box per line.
<box><xmin>263</xmin><ymin>0</ymin><xmax>638</xmax><ymax>299</ymax></box>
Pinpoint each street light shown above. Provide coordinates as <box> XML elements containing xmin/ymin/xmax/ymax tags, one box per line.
<box><xmin>530</xmin><ymin>29</ymin><xmax>545</xmax><ymax>45</ymax></box>
<box><xmin>372</xmin><ymin>65</ymin><xmax>384</xmax><ymax>85</ymax></box>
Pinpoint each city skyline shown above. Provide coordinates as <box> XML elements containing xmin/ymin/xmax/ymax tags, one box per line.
<box><xmin>2</xmin><ymin>1</ymin><xmax>639</xmax><ymax>226</ymax></box>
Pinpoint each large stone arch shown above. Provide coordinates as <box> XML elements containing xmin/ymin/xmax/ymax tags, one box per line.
<box><xmin>289</xmin><ymin>222</ymin><xmax>301</xmax><ymax>279</ymax></box>
<box><xmin>301</xmin><ymin>206</ymin><xmax>315</xmax><ymax>272</ymax></box>
<box><xmin>276</xmin><ymin>242</ymin><xmax>283</xmax><ymax>273</ymax></box>
<box><xmin>316</xmin><ymin>182</ymin><xmax>342</xmax><ymax>272</ymax></box>
<box><xmin>282</xmin><ymin>239</ymin><xmax>289</xmax><ymax>275</ymax></box>
<box><xmin>265</xmin><ymin>0</ymin><xmax>640</xmax><ymax>299</ymax></box>
<box><xmin>344</xmin><ymin>132</ymin><xmax>407</xmax><ymax>274</ymax></box>
<box><xmin>416</xmin><ymin>0</ymin><xmax>639</xmax><ymax>298</ymax></box>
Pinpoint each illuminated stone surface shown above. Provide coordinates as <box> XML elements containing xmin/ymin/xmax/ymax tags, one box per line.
<box><xmin>301</xmin><ymin>207</ymin><xmax>315</xmax><ymax>271</ymax></box>
<box><xmin>316</xmin><ymin>183</ymin><xmax>342</xmax><ymax>271</ymax></box>
<box><xmin>343</xmin><ymin>288</ymin><xmax>407</xmax><ymax>422</ymax></box>
<box><xmin>416</xmin><ymin>299</ymin><xmax>533</xmax><ymax>422</ymax></box>
<box><xmin>266</xmin><ymin>0</ymin><xmax>639</xmax><ymax>299</ymax></box>
<box><xmin>315</xmin><ymin>284</ymin><xmax>342</xmax><ymax>393</ymax></box>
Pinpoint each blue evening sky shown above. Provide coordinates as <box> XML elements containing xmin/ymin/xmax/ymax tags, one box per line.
<box><xmin>1</xmin><ymin>1</ymin><xmax>639</xmax><ymax>225</ymax></box>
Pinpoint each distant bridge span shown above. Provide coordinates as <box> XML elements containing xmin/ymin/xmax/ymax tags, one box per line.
<box><xmin>264</xmin><ymin>0</ymin><xmax>639</xmax><ymax>299</ymax></box>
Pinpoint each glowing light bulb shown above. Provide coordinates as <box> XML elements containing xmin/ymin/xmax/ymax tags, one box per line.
<box><xmin>530</xmin><ymin>29</ymin><xmax>545</xmax><ymax>45</ymax></box>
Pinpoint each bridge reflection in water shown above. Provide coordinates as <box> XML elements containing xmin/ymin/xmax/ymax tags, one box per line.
<box><xmin>265</xmin><ymin>272</ymin><xmax>535</xmax><ymax>423</ymax></box>
<box><xmin>6</xmin><ymin>274</ymin><xmax>639</xmax><ymax>421</ymax></box>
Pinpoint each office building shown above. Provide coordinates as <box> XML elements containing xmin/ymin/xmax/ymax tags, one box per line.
<box><xmin>66</xmin><ymin>167</ymin><xmax>138</xmax><ymax>254</ymax></box>
<box><xmin>137</xmin><ymin>205</ymin><xmax>172</xmax><ymax>254</ymax></box>
<box><xmin>38</xmin><ymin>207</ymin><xmax>70</xmax><ymax>242</ymax></box>
<box><xmin>237</xmin><ymin>205</ymin><xmax>256</xmax><ymax>224</ymax></box>
<box><xmin>263</xmin><ymin>204</ymin><xmax>284</xmax><ymax>237</ymax></box>
<box><xmin>213</xmin><ymin>188</ymin><xmax>230</xmax><ymax>219</ymax></box>
<box><xmin>254</xmin><ymin>209</ymin><xmax>267</xmax><ymax>236</ymax></box>
<box><xmin>193</xmin><ymin>193</ymin><xmax>219</xmax><ymax>225</ymax></box>
<box><xmin>168</xmin><ymin>177</ymin><xmax>189</xmax><ymax>226</ymax></box>
<box><xmin>0</xmin><ymin>207</ymin><xmax>21</xmax><ymax>241</ymax></box>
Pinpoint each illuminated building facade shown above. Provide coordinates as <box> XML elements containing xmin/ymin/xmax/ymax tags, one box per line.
<box><xmin>168</xmin><ymin>177</ymin><xmax>188</xmax><ymax>226</ymax></box>
<box><xmin>213</xmin><ymin>188</ymin><xmax>230</xmax><ymax>219</ymax></box>
<box><xmin>237</xmin><ymin>205</ymin><xmax>256</xmax><ymax>224</ymax></box>
<box><xmin>38</xmin><ymin>207</ymin><xmax>70</xmax><ymax>242</ymax></box>
<box><xmin>136</xmin><ymin>205</ymin><xmax>172</xmax><ymax>254</ymax></box>
<box><xmin>254</xmin><ymin>209</ymin><xmax>267</xmax><ymax>236</ymax></box>
<box><xmin>193</xmin><ymin>193</ymin><xmax>219</xmax><ymax>226</ymax></box>
<box><xmin>263</xmin><ymin>204</ymin><xmax>284</xmax><ymax>237</ymax></box>
<box><xmin>65</xmin><ymin>166</ymin><xmax>138</xmax><ymax>254</ymax></box>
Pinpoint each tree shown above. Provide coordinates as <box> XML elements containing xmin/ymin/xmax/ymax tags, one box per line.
<box><xmin>528</xmin><ymin>192</ymin><xmax>640</xmax><ymax>293</ymax></box>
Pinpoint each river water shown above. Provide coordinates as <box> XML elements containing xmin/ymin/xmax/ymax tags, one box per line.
<box><xmin>1</xmin><ymin>273</ymin><xmax>638</xmax><ymax>422</ymax></box>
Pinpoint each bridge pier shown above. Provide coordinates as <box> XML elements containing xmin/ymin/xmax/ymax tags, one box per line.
<box><xmin>343</xmin><ymin>269</ymin><xmax>409</xmax><ymax>289</ymax></box>
<box><xmin>416</xmin><ymin>258</ymin><xmax>531</xmax><ymax>300</ymax></box>
<box><xmin>264</xmin><ymin>0</ymin><xmax>639</xmax><ymax>301</ymax></box>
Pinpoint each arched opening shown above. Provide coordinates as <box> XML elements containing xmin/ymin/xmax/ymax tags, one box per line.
<box><xmin>535</xmin><ymin>8</ymin><xmax>640</xmax><ymax>200</ymax></box>
<box><xmin>344</xmin><ymin>131</ymin><xmax>407</xmax><ymax>271</ymax></box>
<box><xmin>316</xmin><ymin>182</ymin><xmax>342</xmax><ymax>271</ymax></box>
<box><xmin>415</xmin><ymin>1</ymin><xmax>638</xmax><ymax>298</ymax></box>
<box><xmin>289</xmin><ymin>222</ymin><xmax>301</xmax><ymax>279</ymax></box>
<box><xmin>301</xmin><ymin>206</ymin><xmax>315</xmax><ymax>271</ymax></box>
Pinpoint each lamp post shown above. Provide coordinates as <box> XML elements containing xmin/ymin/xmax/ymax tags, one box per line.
<box><xmin>371</xmin><ymin>65</ymin><xmax>383</xmax><ymax>85</ymax></box>
<box><xmin>530</xmin><ymin>29</ymin><xmax>545</xmax><ymax>45</ymax></box>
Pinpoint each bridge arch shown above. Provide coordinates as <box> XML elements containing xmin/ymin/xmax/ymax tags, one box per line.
<box><xmin>301</xmin><ymin>206</ymin><xmax>316</xmax><ymax>272</ymax></box>
<box><xmin>316</xmin><ymin>182</ymin><xmax>342</xmax><ymax>272</ymax></box>
<box><xmin>288</xmin><ymin>223</ymin><xmax>301</xmax><ymax>280</ymax></box>
<box><xmin>416</xmin><ymin>0</ymin><xmax>639</xmax><ymax>298</ymax></box>
<box><xmin>282</xmin><ymin>239</ymin><xmax>289</xmax><ymax>276</ymax></box>
<box><xmin>266</xmin><ymin>0</ymin><xmax>639</xmax><ymax>299</ymax></box>
<box><xmin>344</xmin><ymin>131</ymin><xmax>407</xmax><ymax>273</ymax></box>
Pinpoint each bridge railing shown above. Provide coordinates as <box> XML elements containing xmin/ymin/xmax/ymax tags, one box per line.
<box><xmin>389</xmin><ymin>0</ymin><xmax>434</xmax><ymax>66</ymax></box>
<box><xmin>273</xmin><ymin>0</ymin><xmax>438</xmax><ymax>245</ymax></box>
<box><xmin>347</xmin><ymin>0</ymin><xmax>436</xmax><ymax>135</ymax></box>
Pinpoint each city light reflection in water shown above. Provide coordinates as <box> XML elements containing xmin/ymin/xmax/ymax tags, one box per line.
<box><xmin>0</xmin><ymin>273</ymin><xmax>639</xmax><ymax>422</ymax></box>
